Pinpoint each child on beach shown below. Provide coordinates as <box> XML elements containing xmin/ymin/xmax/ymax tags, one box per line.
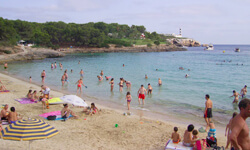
<box><xmin>31</xmin><ymin>90</ymin><xmax>38</xmax><ymax>102</ymax></box>
<box><xmin>29</xmin><ymin>76</ymin><xmax>32</xmax><ymax>83</ymax></box>
<box><xmin>126</xmin><ymin>92</ymin><xmax>132</xmax><ymax>110</ymax></box>
<box><xmin>88</xmin><ymin>103</ymin><xmax>99</xmax><ymax>115</ymax></box>
<box><xmin>41</xmin><ymin>97</ymin><xmax>49</xmax><ymax>110</ymax></box>
<box><xmin>171</xmin><ymin>127</ymin><xmax>181</xmax><ymax>144</ymax></box>
<box><xmin>183</xmin><ymin>124</ymin><xmax>194</xmax><ymax>147</ymax></box>
<box><xmin>192</xmin><ymin>130</ymin><xmax>206</xmax><ymax>150</ymax></box>
<box><xmin>207</xmin><ymin>121</ymin><xmax>216</xmax><ymax>140</ymax></box>
<box><xmin>97</xmin><ymin>75</ymin><xmax>103</xmax><ymax>81</ymax></box>
<box><xmin>225</xmin><ymin>112</ymin><xmax>238</xmax><ymax>149</ymax></box>
<box><xmin>27</xmin><ymin>90</ymin><xmax>32</xmax><ymax>99</ymax></box>
<box><xmin>147</xmin><ymin>83</ymin><xmax>153</xmax><ymax>94</ymax></box>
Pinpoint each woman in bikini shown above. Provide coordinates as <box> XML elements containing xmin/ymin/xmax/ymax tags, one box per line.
<box><xmin>118</xmin><ymin>78</ymin><xmax>124</xmax><ymax>92</ymax></box>
<box><xmin>126</xmin><ymin>92</ymin><xmax>132</xmax><ymax>110</ymax></box>
<box><xmin>75</xmin><ymin>78</ymin><xmax>85</xmax><ymax>93</ymax></box>
<box><xmin>109</xmin><ymin>78</ymin><xmax>114</xmax><ymax>91</ymax></box>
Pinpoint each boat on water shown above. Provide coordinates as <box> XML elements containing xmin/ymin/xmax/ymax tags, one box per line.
<box><xmin>204</xmin><ymin>45</ymin><xmax>214</xmax><ymax>51</ymax></box>
<box><xmin>235</xmin><ymin>48</ymin><xmax>240</xmax><ymax>52</ymax></box>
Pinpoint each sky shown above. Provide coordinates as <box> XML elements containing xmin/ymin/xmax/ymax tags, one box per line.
<box><xmin>0</xmin><ymin>0</ymin><xmax>249</xmax><ymax>44</ymax></box>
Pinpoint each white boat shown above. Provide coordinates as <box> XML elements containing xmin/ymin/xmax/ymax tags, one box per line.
<box><xmin>204</xmin><ymin>45</ymin><xmax>214</xmax><ymax>50</ymax></box>
<box><xmin>235</xmin><ymin>48</ymin><xmax>240</xmax><ymax>52</ymax></box>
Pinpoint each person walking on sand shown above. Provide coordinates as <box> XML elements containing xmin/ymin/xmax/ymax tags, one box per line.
<box><xmin>230</xmin><ymin>90</ymin><xmax>240</xmax><ymax>104</ymax></box>
<box><xmin>204</xmin><ymin>94</ymin><xmax>213</xmax><ymax>131</ymax></box>
<box><xmin>41</xmin><ymin>70</ymin><xmax>46</xmax><ymax>83</ymax></box>
<box><xmin>230</xmin><ymin>98</ymin><xmax>250</xmax><ymax>150</ymax></box>
<box><xmin>4</xmin><ymin>62</ymin><xmax>8</xmax><ymax>70</ymax></box>
<box><xmin>126</xmin><ymin>92</ymin><xmax>132</xmax><ymax>110</ymax></box>
<box><xmin>137</xmin><ymin>85</ymin><xmax>147</xmax><ymax>105</ymax></box>
<box><xmin>75</xmin><ymin>78</ymin><xmax>85</xmax><ymax>93</ymax></box>
<box><xmin>225</xmin><ymin>112</ymin><xmax>238</xmax><ymax>149</ymax></box>
<box><xmin>109</xmin><ymin>78</ymin><xmax>114</xmax><ymax>92</ymax></box>
<box><xmin>240</xmin><ymin>85</ymin><xmax>247</xmax><ymax>98</ymax></box>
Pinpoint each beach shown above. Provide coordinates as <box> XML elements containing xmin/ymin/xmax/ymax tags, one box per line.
<box><xmin>0</xmin><ymin>72</ymin><xmax>227</xmax><ymax>150</ymax></box>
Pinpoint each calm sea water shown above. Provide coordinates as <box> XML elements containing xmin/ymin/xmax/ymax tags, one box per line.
<box><xmin>3</xmin><ymin>45</ymin><xmax>250</xmax><ymax>126</ymax></box>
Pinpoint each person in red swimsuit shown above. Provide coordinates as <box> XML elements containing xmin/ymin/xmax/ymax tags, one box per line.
<box><xmin>137</xmin><ymin>85</ymin><xmax>147</xmax><ymax>105</ymax></box>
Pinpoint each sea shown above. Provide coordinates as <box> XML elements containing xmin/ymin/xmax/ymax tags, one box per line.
<box><xmin>2</xmin><ymin>45</ymin><xmax>250</xmax><ymax>127</ymax></box>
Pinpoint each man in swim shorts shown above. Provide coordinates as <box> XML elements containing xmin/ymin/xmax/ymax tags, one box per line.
<box><xmin>4</xmin><ymin>62</ymin><xmax>8</xmax><ymax>70</ymax></box>
<box><xmin>240</xmin><ymin>85</ymin><xmax>247</xmax><ymax>98</ymax></box>
<box><xmin>137</xmin><ymin>85</ymin><xmax>147</xmax><ymax>105</ymax></box>
<box><xmin>41</xmin><ymin>70</ymin><xmax>46</xmax><ymax>83</ymax></box>
<box><xmin>204</xmin><ymin>94</ymin><xmax>213</xmax><ymax>131</ymax></box>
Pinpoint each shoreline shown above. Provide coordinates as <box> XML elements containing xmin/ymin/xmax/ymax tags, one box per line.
<box><xmin>0</xmin><ymin>72</ymin><xmax>227</xmax><ymax>149</ymax></box>
<box><xmin>0</xmin><ymin>45</ymin><xmax>186</xmax><ymax>63</ymax></box>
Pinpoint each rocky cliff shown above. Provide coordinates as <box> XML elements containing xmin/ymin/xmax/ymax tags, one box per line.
<box><xmin>167</xmin><ymin>38</ymin><xmax>201</xmax><ymax>47</ymax></box>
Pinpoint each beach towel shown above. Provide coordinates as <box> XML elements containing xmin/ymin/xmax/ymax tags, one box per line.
<box><xmin>48</xmin><ymin>97</ymin><xmax>64</xmax><ymax>104</ymax></box>
<box><xmin>15</xmin><ymin>98</ymin><xmax>37</xmax><ymax>104</ymax></box>
<box><xmin>39</xmin><ymin>111</ymin><xmax>72</xmax><ymax>120</ymax></box>
<box><xmin>165</xmin><ymin>140</ymin><xmax>193</xmax><ymax>150</ymax></box>
<box><xmin>0</xmin><ymin>90</ymin><xmax>10</xmax><ymax>93</ymax></box>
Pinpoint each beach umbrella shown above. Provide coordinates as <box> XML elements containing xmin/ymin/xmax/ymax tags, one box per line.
<box><xmin>60</xmin><ymin>95</ymin><xmax>88</xmax><ymax>107</ymax></box>
<box><xmin>0</xmin><ymin>119</ymin><xmax>59</xmax><ymax>149</ymax></box>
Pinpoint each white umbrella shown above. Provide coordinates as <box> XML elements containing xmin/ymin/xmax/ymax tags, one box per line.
<box><xmin>60</xmin><ymin>95</ymin><xmax>88</xmax><ymax>107</ymax></box>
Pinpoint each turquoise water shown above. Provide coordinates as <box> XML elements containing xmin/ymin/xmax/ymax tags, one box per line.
<box><xmin>3</xmin><ymin>45</ymin><xmax>250</xmax><ymax>125</ymax></box>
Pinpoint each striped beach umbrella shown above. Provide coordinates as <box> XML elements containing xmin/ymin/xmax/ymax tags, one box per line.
<box><xmin>0</xmin><ymin>119</ymin><xmax>59</xmax><ymax>141</ymax></box>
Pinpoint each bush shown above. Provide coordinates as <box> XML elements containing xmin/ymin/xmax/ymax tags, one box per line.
<box><xmin>147</xmin><ymin>43</ymin><xmax>152</xmax><ymax>47</ymax></box>
<box><xmin>3</xmin><ymin>50</ymin><xmax>12</xmax><ymax>54</ymax></box>
<box><xmin>154</xmin><ymin>40</ymin><xmax>160</xmax><ymax>46</ymax></box>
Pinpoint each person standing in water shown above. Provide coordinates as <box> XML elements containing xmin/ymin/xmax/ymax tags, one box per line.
<box><xmin>204</xmin><ymin>94</ymin><xmax>213</xmax><ymax>131</ymax></box>
<box><xmin>41</xmin><ymin>70</ymin><xmax>46</xmax><ymax>83</ymax></box>
<box><xmin>54</xmin><ymin>62</ymin><xmax>57</xmax><ymax>68</ymax></box>
<box><xmin>240</xmin><ymin>85</ymin><xmax>247</xmax><ymax>98</ymax></box>
<box><xmin>118</xmin><ymin>78</ymin><xmax>123</xmax><ymax>92</ymax></box>
<box><xmin>109</xmin><ymin>78</ymin><xmax>114</xmax><ymax>92</ymax></box>
<box><xmin>137</xmin><ymin>85</ymin><xmax>147</xmax><ymax>105</ymax></box>
<box><xmin>51</xmin><ymin>63</ymin><xmax>54</xmax><ymax>70</ymax></box>
<box><xmin>100</xmin><ymin>70</ymin><xmax>104</xmax><ymax>76</ymax></box>
<box><xmin>147</xmin><ymin>83</ymin><xmax>153</xmax><ymax>94</ymax></box>
<box><xmin>158</xmin><ymin>78</ymin><xmax>162</xmax><ymax>86</ymax></box>
<box><xmin>64</xmin><ymin>70</ymin><xmax>68</xmax><ymax>84</ymax></box>
<box><xmin>75</xmin><ymin>78</ymin><xmax>85</xmax><ymax>93</ymax></box>
<box><xmin>80</xmin><ymin>69</ymin><xmax>84</xmax><ymax>79</ymax></box>
<box><xmin>231</xmin><ymin>90</ymin><xmax>240</xmax><ymax>104</ymax></box>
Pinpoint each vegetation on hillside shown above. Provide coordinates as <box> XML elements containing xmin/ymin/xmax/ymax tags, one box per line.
<box><xmin>0</xmin><ymin>17</ymin><xmax>173</xmax><ymax>49</ymax></box>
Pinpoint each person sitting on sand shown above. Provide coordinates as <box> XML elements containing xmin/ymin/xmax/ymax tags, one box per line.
<box><xmin>192</xmin><ymin>130</ymin><xmax>205</xmax><ymax>150</ymax></box>
<box><xmin>183</xmin><ymin>124</ymin><xmax>194</xmax><ymax>147</ymax></box>
<box><xmin>88</xmin><ymin>103</ymin><xmax>99</xmax><ymax>115</ymax></box>
<box><xmin>31</xmin><ymin>90</ymin><xmax>38</xmax><ymax>102</ymax></box>
<box><xmin>225</xmin><ymin>112</ymin><xmax>238</xmax><ymax>149</ymax></box>
<box><xmin>27</xmin><ymin>90</ymin><xmax>32</xmax><ymax>99</ymax></box>
<box><xmin>0</xmin><ymin>104</ymin><xmax>9</xmax><ymax>120</ymax></box>
<box><xmin>8</xmin><ymin>107</ymin><xmax>18</xmax><ymax>124</ymax></box>
<box><xmin>0</xmin><ymin>80</ymin><xmax>7</xmax><ymax>91</ymax></box>
<box><xmin>207</xmin><ymin>121</ymin><xmax>216</xmax><ymax>139</ymax></box>
<box><xmin>61</xmin><ymin>104</ymin><xmax>78</xmax><ymax>119</ymax></box>
<box><xmin>230</xmin><ymin>90</ymin><xmax>240</xmax><ymax>104</ymax></box>
<box><xmin>171</xmin><ymin>127</ymin><xmax>181</xmax><ymax>144</ymax></box>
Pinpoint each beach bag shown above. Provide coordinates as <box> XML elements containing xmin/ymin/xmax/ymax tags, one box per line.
<box><xmin>207</xmin><ymin>137</ymin><xmax>217</xmax><ymax>147</ymax></box>
<box><xmin>47</xmin><ymin>115</ymin><xmax>56</xmax><ymax>120</ymax></box>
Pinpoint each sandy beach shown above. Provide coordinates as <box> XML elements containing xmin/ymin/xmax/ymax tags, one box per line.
<box><xmin>0</xmin><ymin>72</ymin><xmax>227</xmax><ymax>150</ymax></box>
